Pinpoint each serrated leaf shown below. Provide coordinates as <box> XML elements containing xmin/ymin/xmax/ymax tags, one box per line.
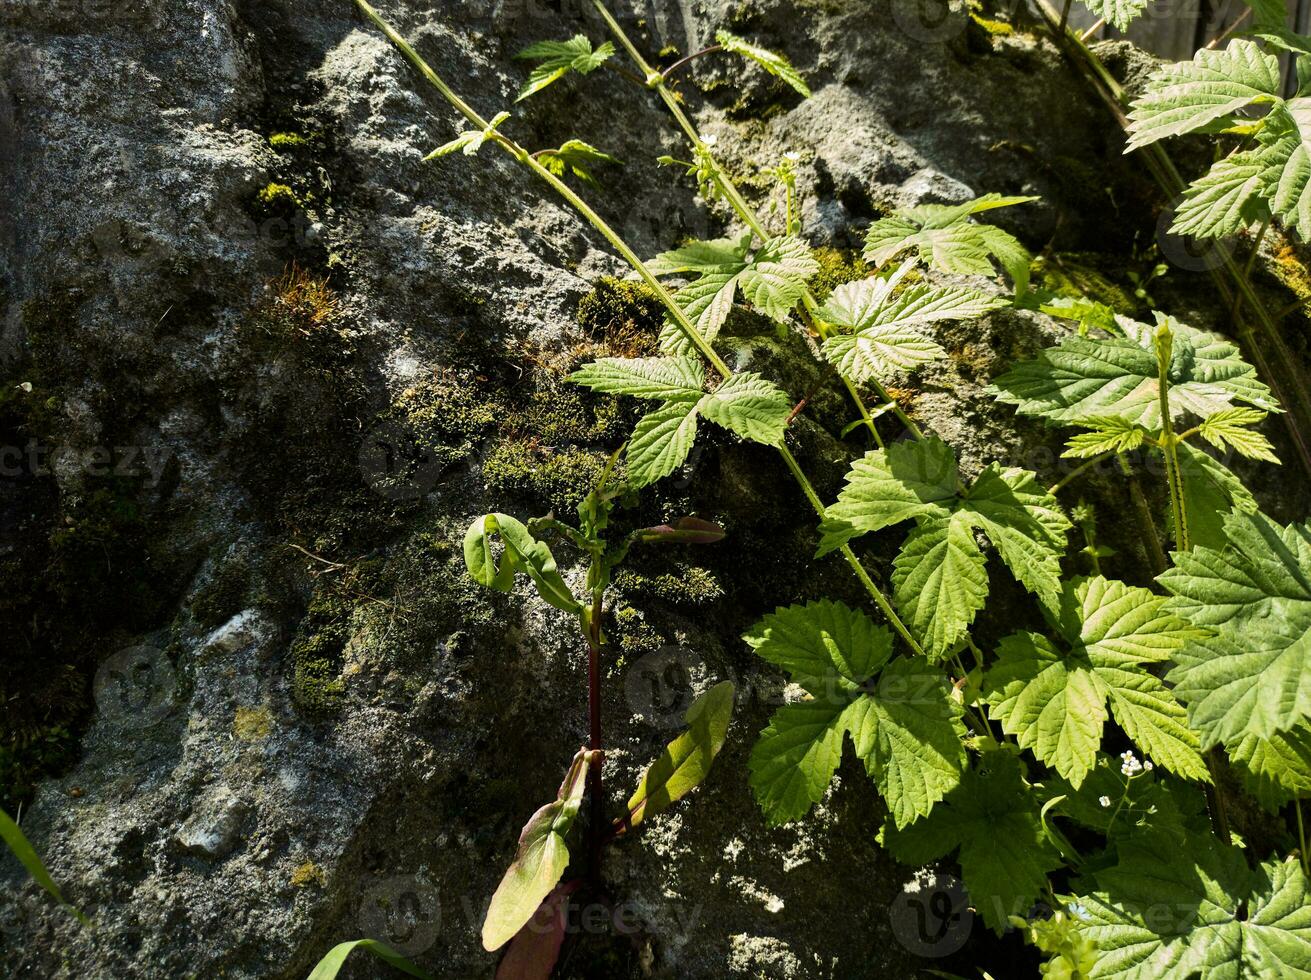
<box><xmin>1083</xmin><ymin>0</ymin><xmax>1150</xmax><ymax>32</ymax></box>
<box><xmin>820</xmin><ymin>439</ymin><xmax>1069</xmax><ymax>658</ymax></box>
<box><xmin>879</xmin><ymin>754</ymin><xmax>1062</xmax><ymax>933</ymax></box>
<box><xmin>1062</xmin><ymin>416</ymin><xmax>1148</xmax><ymax>458</ymax></box>
<box><xmin>1232</xmin><ymin>724</ymin><xmax>1311</xmax><ymax>812</ymax></box>
<box><xmin>989</xmin><ymin>312</ymin><xmax>1278</xmax><ymax>426</ymax></box>
<box><xmin>624</xmin><ymin>681</ymin><xmax>735</xmax><ymax>829</ymax></box>
<box><xmin>1160</xmin><ymin>511</ymin><xmax>1311</xmax><ymax>747</ymax></box>
<box><xmin>1198</xmin><ymin>407</ymin><xmax>1279</xmax><ymax>462</ymax></box>
<box><xmin>427</xmin><ymin>111</ymin><xmax>511</xmax><ymax>159</ymax></box>
<box><xmin>863</xmin><ymin>193</ymin><xmax>1037</xmax><ymax>290</ymax></box>
<box><xmin>1172</xmin><ymin>151</ymin><xmax>1269</xmax><ymax>238</ymax></box>
<box><xmin>483</xmin><ymin>748</ymin><xmax>594</xmax><ymax>950</ymax></box>
<box><xmin>1251</xmin><ymin>99</ymin><xmax>1311</xmax><ymax>239</ymax></box>
<box><xmin>745</xmin><ymin>601</ymin><xmax>965</xmax><ymax>828</ymax></box>
<box><xmin>714</xmin><ymin>29</ymin><xmax>811</xmax><ymax>97</ymax></box>
<box><xmin>890</xmin><ymin>513</ymin><xmax>990</xmax><ymax>660</ymax></box>
<box><xmin>1071</xmin><ymin>844</ymin><xmax>1311</xmax><ymax>979</ymax></box>
<box><xmin>627</xmin><ymin>402</ymin><xmax>700</xmax><ymax>487</ymax></box>
<box><xmin>567</xmin><ymin>356</ymin><xmax>705</xmax><ymax>401</ymax></box>
<box><xmin>536</xmin><ymin>139</ymin><xmax>621</xmax><ymax>188</ymax></box>
<box><xmin>647</xmin><ymin>233</ymin><xmax>815</xmax><ymax>350</ymax></box>
<box><xmin>984</xmin><ymin>577</ymin><xmax>1209</xmax><ymax>787</ymax></box>
<box><xmin>464</xmin><ymin>513</ymin><xmax>582</xmax><ymax>616</ymax></box>
<box><xmin>700</xmin><ymin>372</ymin><xmax>792</xmax><ymax>445</ymax></box>
<box><xmin>514</xmin><ymin>35</ymin><xmax>615</xmax><ymax>102</ymax></box>
<box><xmin>1125</xmin><ymin>40</ymin><xmax>1282</xmax><ymax>151</ymax></box>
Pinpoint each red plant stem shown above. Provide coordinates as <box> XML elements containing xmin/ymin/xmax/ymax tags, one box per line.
<box><xmin>587</xmin><ymin>591</ymin><xmax>604</xmax><ymax>886</ymax></box>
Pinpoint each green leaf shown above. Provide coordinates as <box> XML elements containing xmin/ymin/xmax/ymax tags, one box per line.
<box><xmin>427</xmin><ymin>111</ymin><xmax>511</xmax><ymax>159</ymax></box>
<box><xmin>1071</xmin><ymin>843</ymin><xmax>1311</xmax><ymax>978</ymax></box>
<box><xmin>863</xmin><ymin>193</ymin><xmax>1037</xmax><ymax>290</ymax></box>
<box><xmin>627</xmin><ymin>402</ymin><xmax>700</xmax><ymax>487</ymax></box>
<box><xmin>879</xmin><ymin>754</ymin><xmax>1063</xmax><ymax>933</ymax></box>
<box><xmin>536</xmin><ymin>139</ymin><xmax>621</xmax><ymax>187</ymax></box>
<box><xmin>1197</xmin><ymin>407</ymin><xmax>1279</xmax><ymax>463</ymax></box>
<box><xmin>1171</xmin><ymin>151</ymin><xmax>1269</xmax><ymax>238</ymax></box>
<box><xmin>463</xmin><ymin>513</ymin><xmax>582</xmax><ymax>616</ymax></box>
<box><xmin>1040</xmin><ymin>296</ymin><xmax>1122</xmax><ymax>336</ymax></box>
<box><xmin>714</xmin><ymin>29</ymin><xmax>811</xmax><ymax>97</ymax></box>
<box><xmin>567</xmin><ymin>356</ymin><xmax>705</xmax><ymax>401</ymax></box>
<box><xmin>989</xmin><ymin>312</ymin><xmax>1278</xmax><ymax>427</ymax></box>
<box><xmin>1062</xmin><ymin>416</ymin><xmax>1148</xmax><ymax>458</ymax></box>
<box><xmin>1125</xmin><ymin>40</ymin><xmax>1282</xmax><ymax>150</ymax></box>
<box><xmin>1174</xmin><ymin>441</ymin><xmax>1259</xmax><ymax>551</ymax></box>
<box><xmin>1160</xmin><ymin>511</ymin><xmax>1311</xmax><ymax>747</ymax></box>
<box><xmin>514</xmin><ymin>35</ymin><xmax>615</xmax><ymax>102</ymax></box>
<box><xmin>1232</xmin><ymin>724</ymin><xmax>1311</xmax><ymax>811</ymax></box>
<box><xmin>820</xmin><ymin>439</ymin><xmax>1069</xmax><ymax>659</ymax></box>
<box><xmin>815</xmin><ymin>271</ymin><xmax>1004</xmax><ymax>382</ymax></box>
<box><xmin>623</xmin><ymin>682</ymin><xmax>735</xmax><ymax>829</ymax></box>
<box><xmin>700</xmin><ymin>372</ymin><xmax>792</xmax><ymax>445</ymax></box>
<box><xmin>0</xmin><ymin>807</ymin><xmax>89</xmax><ymax>928</ymax></box>
<box><xmin>483</xmin><ymin>748</ymin><xmax>594</xmax><ymax>951</ymax></box>
<box><xmin>1250</xmin><ymin>99</ymin><xmax>1311</xmax><ymax>240</ymax></box>
<box><xmin>745</xmin><ymin>600</ymin><xmax>965</xmax><ymax>828</ymax></box>
<box><xmin>647</xmin><ymin>234</ymin><xmax>817</xmax><ymax>353</ymax></box>
<box><xmin>890</xmin><ymin>513</ymin><xmax>990</xmax><ymax>660</ymax></box>
<box><xmin>1083</xmin><ymin>0</ymin><xmax>1150</xmax><ymax>32</ymax></box>
<box><xmin>306</xmin><ymin>940</ymin><xmax>435</xmax><ymax>980</ymax></box>
<box><xmin>984</xmin><ymin>577</ymin><xmax>1209</xmax><ymax>787</ymax></box>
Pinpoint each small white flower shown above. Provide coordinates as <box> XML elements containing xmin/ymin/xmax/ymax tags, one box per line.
<box><xmin>1143</xmin><ymin>760</ymin><xmax>1154</xmax><ymax>771</ymax></box>
<box><xmin>702</xmin><ymin>133</ymin><xmax>718</xmax><ymax>147</ymax></box>
<box><xmin>784</xmin><ymin>151</ymin><xmax>801</xmax><ymax>161</ymax></box>
<box><xmin>1099</xmin><ymin>795</ymin><xmax>1112</xmax><ymax>808</ymax></box>
<box><xmin>1120</xmin><ymin>750</ymin><xmax>1143</xmax><ymax>777</ymax></box>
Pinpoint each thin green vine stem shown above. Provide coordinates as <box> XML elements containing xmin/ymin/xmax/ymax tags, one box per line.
<box><xmin>353</xmin><ymin>0</ymin><xmax>929</xmax><ymax>659</ymax></box>
<box><xmin>1155</xmin><ymin>327</ymin><xmax>1190</xmax><ymax>553</ymax></box>
<box><xmin>1297</xmin><ymin>800</ymin><xmax>1309</xmax><ymax>879</ymax></box>
<box><xmin>1116</xmin><ymin>454</ymin><xmax>1168</xmax><ymax>576</ymax></box>
<box><xmin>1049</xmin><ymin>451</ymin><xmax>1114</xmax><ymax>494</ymax></box>
<box><xmin>591</xmin><ymin>0</ymin><xmax>918</xmax><ymax>451</ymax></box>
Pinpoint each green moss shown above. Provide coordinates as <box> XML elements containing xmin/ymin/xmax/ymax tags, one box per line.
<box><xmin>1271</xmin><ymin>243</ymin><xmax>1311</xmax><ymax>310</ymax></box>
<box><xmin>611</xmin><ymin>605</ymin><xmax>666</xmax><ymax>656</ymax></box>
<box><xmin>483</xmin><ymin>440</ymin><xmax>610</xmax><ymax>512</ymax></box>
<box><xmin>809</xmin><ymin>246</ymin><xmax>869</xmax><ymax>302</ymax></box>
<box><xmin>1034</xmin><ymin>254</ymin><xmax>1138</xmax><ymax>313</ymax></box>
<box><xmin>575</xmin><ymin>277</ymin><xmax>663</xmax><ymax>356</ymax></box>
<box><xmin>257</xmin><ymin>182</ymin><xmax>303</xmax><ymax>208</ymax></box>
<box><xmin>269</xmin><ymin>131</ymin><xmax>310</xmax><ymax>151</ymax></box>
<box><xmin>613</xmin><ymin>566</ymin><xmax>724</xmax><ymax>606</ymax></box>
<box><xmin>291</xmin><ymin>861</ymin><xmax>327</xmax><ymax>888</ymax></box>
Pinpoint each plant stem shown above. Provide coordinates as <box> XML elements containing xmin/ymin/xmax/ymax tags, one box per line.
<box><xmin>1206</xmin><ymin>750</ymin><xmax>1232</xmax><ymax>843</ymax></box>
<box><xmin>1049</xmin><ymin>451</ymin><xmax>1113</xmax><ymax>494</ymax></box>
<box><xmin>1155</xmin><ymin>327</ymin><xmax>1190</xmax><ymax>553</ymax></box>
<box><xmin>354</xmin><ymin>0</ymin><xmax>929</xmax><ymax>658</ymax></box>
<box><xmin>661</xmin><ymin>44</ymin><xmax>724</xmax><ymax>81</ymax></box>
<box><xmin>1117</xmin><ymin>454</ymin><xmax>1167</xmax><ymax>576</ymax></box>
<box><xmin>1297</xmin><ymin>800</ymin><xmax>1309</xmax><ymax>879</ymax></box>
<box><xmin>587</xmin><ymin>589</ymin><xmax>604</xmax><ymax>884</ymax></box>
<box><xmin>1031</xmin><ymin>0</ymin><xmax>1311</xmax><ymax>482</ymax></box>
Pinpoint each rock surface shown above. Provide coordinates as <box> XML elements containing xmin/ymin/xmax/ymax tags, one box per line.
<box><xmin>0</xmin><ymin>2</ymin><xmax>1305</xmax><ymax>979</ymax></box>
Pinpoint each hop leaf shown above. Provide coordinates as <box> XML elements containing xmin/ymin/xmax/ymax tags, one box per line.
<box><xmin>1197</xmin><ymin>407</ymin><xmax>1279</xmax><ymax>463</ymax></box>
<box><xmin>989</xmin><ymin>312</ymin><xmax>1278</xmax><ymax>427</ymax></box>
<box><xmin>427</xmin><ymin>111</ymin><xmax>511</xmax><ymax>159</ymax></box>
<box><xmin>863</xmin><ymin>193</ymin><xmax>1037</xmax><ymax>292</ymax></box>
<box><xmin>815</xmin><ymin>263</ymin><xmax>1005</xmax><ymax>382</ymax></box>
<box><xmin>746</xmin><ymin>600</ymin><xmax>967</xmax><ymax>829</ymax></box>
<box><xmin>1061</xmin><ymin>416</ymin><xmax>1149</xmax><ymax>458</ymax></box>
<box><xmin>514</xmin><ymin>35</ymin><xmax>614</xmax><ymax>102</ymax></box>
<box><xmin>1174</xmin><ymin>442</ymin><xmax>1259</xmax><ymax>551</ymax></box>
<box><xmin>646</xmin><ymin>233</ymin><xmax>818</xmax><ymax>354</ymax></box>
<box><xmin>818</xmin><ymin>438</ymin><xmax>1070</xmax><ymax>660</ymax></box>
<box><xmin>569</xmin><ymin>357</ymin><xmax>792</xmax><ymax>486</ymax></box>
<box><xmin>535</xmin><ymin>139</ymin><xmax>621</xmax><ymax>187</ymax></box>
<box><xmin>1230</xmin><ymin>723</ymin><xmax>1311</xmax><ymax>812</ymax></box>
<box><xmin>1083</xmin><ymin>0</ymin><xmax>1150</xmax><ymax>31</ymax></box>
<box><xmin>878</xmin><ymin>754</ymin><xmax>1063</xmax><ymax>933</ymax></box>
<box><xmin>1125</xmin><ymin>40</ymin><xmax>1282</xmax><ymax>151</ymax></box>
<box><xmin>1159</xmin><ymin>510</ymin><xmax>1311</xmax><ymax>748</ymax></box>
<box><xmin>1069</xmin><ymin>842</ymin><xmax>1311</xmax><ymax>978</ymax></box>
<box><xmin>714</xmin><ymin>29</ymin><xmax>810</xmax><ymax>97</ymax></box>
<box><xmin>983</xmin><ymin>576</ymin><xmax>1210</xmax><ymax>788</ymax></box>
